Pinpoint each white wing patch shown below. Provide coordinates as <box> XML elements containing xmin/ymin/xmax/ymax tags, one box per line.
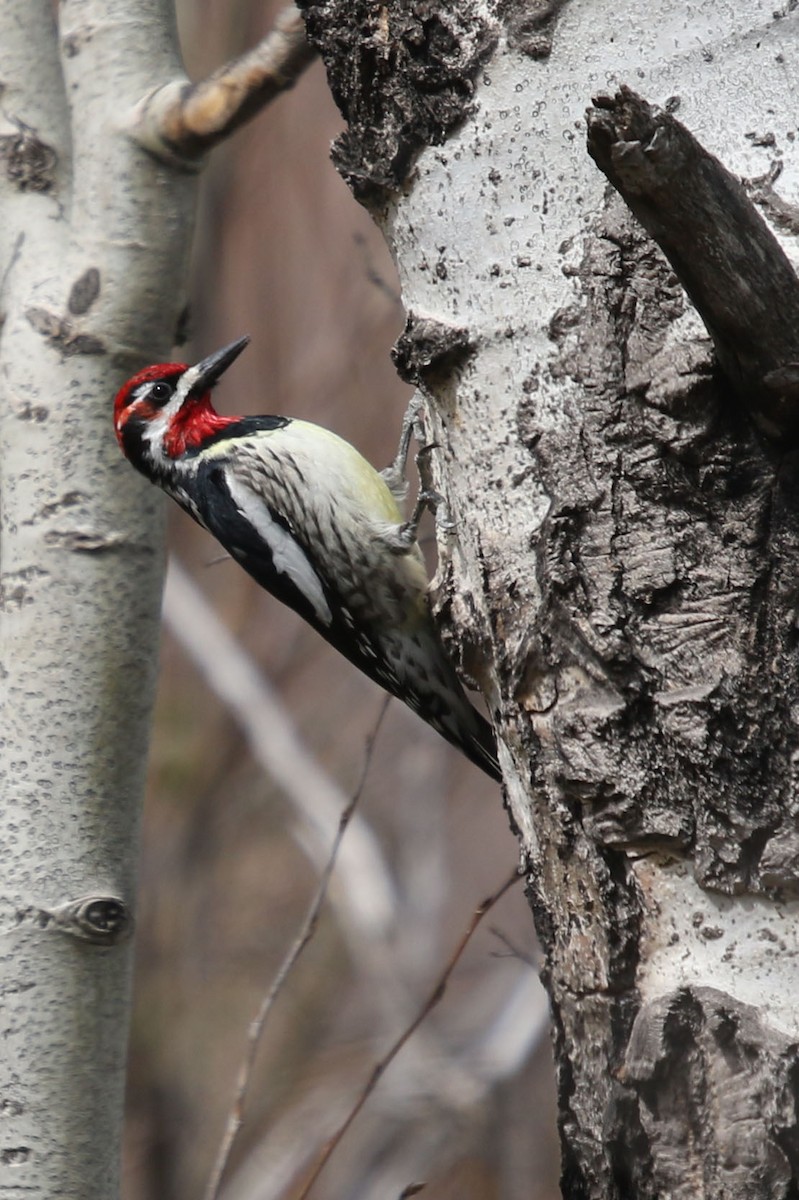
<box><xmin>224</xmin><ymin>470</ymin><xmax>333</xmax><ymax>626</ymax></box>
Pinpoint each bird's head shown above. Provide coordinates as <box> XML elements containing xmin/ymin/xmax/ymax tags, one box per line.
<box><xmin>114</xmin><ymin>335</ymin><xmax>250</xmax><ymax>475</ymax></box>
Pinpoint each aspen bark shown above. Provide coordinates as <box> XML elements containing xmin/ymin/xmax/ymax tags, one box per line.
<box><xmin>298</xmin><ymin>0</ymin><xmax>799</xmax><ymax>1194</ymax></box>
<box><xmin>0</xmin><ymin>3</ymin><xmax>194</xmax><ymax>1195</ymax></box>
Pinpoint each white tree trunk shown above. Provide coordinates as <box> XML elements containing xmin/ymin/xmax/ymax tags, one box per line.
<box><xmin>0</xmin><ymin>2</ymin><xmax>194</xmax><ymax>1194</ymax></box>
<box><xmin>300</xmin><ymin>0</ymin><xmax>799</xmax><ymax>1193</ymax></box>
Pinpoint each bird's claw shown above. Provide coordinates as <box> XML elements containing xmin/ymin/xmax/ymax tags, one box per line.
<box><xmin>397</xmin><ymin>488</ymin><xmax>455</xmax><ymax>547</ymax></box>
<box><xmin>382</xmin><ymin>395</ymin><xmax>426</xmax><ymax>500</ymax></box>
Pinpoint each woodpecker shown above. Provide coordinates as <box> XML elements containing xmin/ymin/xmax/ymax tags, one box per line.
<box><xmin>114</xmin><ymin>337</ymin><xmax>500</xmax><ymax>781</ymax></box>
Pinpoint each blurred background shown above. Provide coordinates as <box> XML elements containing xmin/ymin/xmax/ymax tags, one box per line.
<box><xmin>122</xmin><ymin>3</ymin><xmax>560</xmax><ymax>1196</ymax></box>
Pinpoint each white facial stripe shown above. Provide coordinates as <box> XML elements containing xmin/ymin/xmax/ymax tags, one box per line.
<box><xmin>133</xmin><ymin>373</ymin><xmax>196</xmax><ymax>463</ymax></box>
<box><xmin>225</xmin><ymin>471</ymin><xmax>333</xmax><ymax>626</ymax></box>
<box><xmin>176</xmin><ymin>363</ymin><xmax>202</xmax><ymax>396</ymax></box>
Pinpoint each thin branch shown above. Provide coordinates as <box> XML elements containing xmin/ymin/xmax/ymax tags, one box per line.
<box><xmin>204</xmin><ymin>697</ymin><xmax>390</xmax><ymax>1200</ymax></box>
<box><xmin>586</xmin><ymin>85</ymin><xmax>799</xmax><ymax>444</ymax></box>
<box><xmin>165</xmin><ymin>562</ymin><xmax>549</xmax><ymax>1197</ymax></box>
<box><xmin>130</xmin><ymin>4</ymin><xmax>316</xmax><ymax>163</ymax></box>
<box><xmin>489</xmin><ymin>925</ymin><xmax>539</xmax><ymax>969</ymax></box>
<box><xmin>219</xmin><ymin>964</ymin><xmax>550</xmax><ymax>1200</ymax></box>
<box><xmin>294</xmin><ymin>869</ymin><xmax>523</xmax><ymax>1200</ymax></box>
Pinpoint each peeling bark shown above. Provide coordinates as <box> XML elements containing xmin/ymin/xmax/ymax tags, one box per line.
<box><xmin>299</xmin><ymin>0</ymin><xmax>799</xmax><ymax>1195</ymax></box>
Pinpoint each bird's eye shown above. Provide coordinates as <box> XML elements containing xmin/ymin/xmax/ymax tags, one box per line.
<box><xmin>149</xmin><ymin>381</ymin><xmax>174</xmax><ymax>405</ymax></box>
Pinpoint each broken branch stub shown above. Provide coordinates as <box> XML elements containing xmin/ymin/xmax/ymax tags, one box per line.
<box><xmin>587</xmin><ymin>85</ymin><xmax>799</xmax><ymax>445</ymax></box>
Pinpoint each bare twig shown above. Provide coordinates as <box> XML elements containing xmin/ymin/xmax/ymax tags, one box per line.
<box><xmin>131</xmin><ymin>4</ymin><xmax>316</xmax><ymax>163</ymax></box>
<box><xmin>294</xmin><ymin>869</ymin><xmax>522</xmax><ymax>1200</ymax></box>
<box><xmin>586</xmin><ymin>86</ymin><xmax>799</xmax><ymax>443</ymax></box>
<box><xmin>489</xmin><ymin>925</ymin><xmax>539</xmax><ymax>969</ymax></box>
<box><xmin>165</xmin><ymin>557</ymin><xmax>548</xmax><ymax>1188</ymax></box>
<box><xmin>204</xmin><ymin>697</ymin><xmax>390</xmax><ymax>1200</ymax></box>
<box><xmin>220</xmin><ymin>966</ymin><xmax>550</xmax><ymax>1200</ymax></box>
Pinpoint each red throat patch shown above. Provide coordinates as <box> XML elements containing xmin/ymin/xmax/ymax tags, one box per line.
<box><xmin>162</xmin><ymin>394</ymin><xmax>236</xmax><ymax>457</ymax></box>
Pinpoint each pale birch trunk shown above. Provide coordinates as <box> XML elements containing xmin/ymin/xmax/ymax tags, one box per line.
<box><xmin>299</xmin><ymin>0</ymin><xmax>799</xmax><ymax>1194</ymax></box>
<box><xmin>0</xmin><ymin>2</ymin><xmax>194</xmax><ymax>1195</ymax></box>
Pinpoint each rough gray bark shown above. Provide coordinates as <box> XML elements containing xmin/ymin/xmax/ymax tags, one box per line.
<box><xmin>297</xmin><ymin>1</ymin><xmax>799</xmax><ymax>1196</ymax></box>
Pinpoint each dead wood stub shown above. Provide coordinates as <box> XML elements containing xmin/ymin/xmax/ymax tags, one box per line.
<box><xmin>587</xmin><ymin>86</ymin><xmax>799</xmax><ymax>445</ymax></box>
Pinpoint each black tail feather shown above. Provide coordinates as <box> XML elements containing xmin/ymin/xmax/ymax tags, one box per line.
<box><xmin>465</xmin><ymin>711</ymin><xmax>502</xmax><ymax>782</ymax></box>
